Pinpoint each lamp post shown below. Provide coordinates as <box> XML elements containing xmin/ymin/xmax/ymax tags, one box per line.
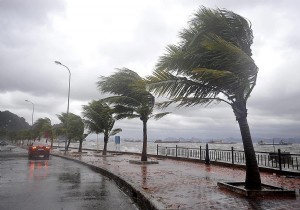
<box><xmin>25</xmin><ymin>99</ymin><xmax>34</xmax><ymax>144</ymax></box>
<box><xmin>55</xmin><ymin>61</ymin><xmax>71</xmax><ymax>154</ymax></box>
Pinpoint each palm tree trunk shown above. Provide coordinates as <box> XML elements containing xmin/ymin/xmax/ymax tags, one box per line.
<box><xmin>233</xmin><ymin>100</ymin><xmax>261</xmax><ymax>190</ymax></box>
<box><xmin>103</xmin><ymin>132</ymin><xmax>109</xmax><ymax>155</ymax></box>
<box><xmin>141</xmin><ymin>120</ymin><xmax>148</xmax><ymax>161</ymax></box>
<box><xmin>50</xmin><ymin>137</ymin><xmax>53</xmax><ymax>149</ymax></box>
<box><xmin>78</xmin><ymin>139</ymin><xmax>83</xmax><ymax>152</ymax></box>
<box><xmin>67</xmin><ymin>138</ymin><xmax>71</xmax><ymax>151</ymax></box>
<box><xmin>237</xmin><ymin>117</ymin><xmax>261</xmax><ymax>189</ymax></box>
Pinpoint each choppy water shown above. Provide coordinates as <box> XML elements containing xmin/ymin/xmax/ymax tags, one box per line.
<box><xmin>70</xmin><ymin>140</ymin><xmax>300</xmax><ymax>155</ymax></box>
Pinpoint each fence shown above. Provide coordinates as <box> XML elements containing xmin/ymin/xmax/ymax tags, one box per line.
<box><xmin>156</xmin><ymin>144</ymin><xmax>300</xmax><ymax>172</ymax></box>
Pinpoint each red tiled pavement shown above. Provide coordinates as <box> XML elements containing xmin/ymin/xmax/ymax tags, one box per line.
<box><xmin>53</xmin><ymin>150</ymin><xmax>300</xmax><ymax>210</ymax></box>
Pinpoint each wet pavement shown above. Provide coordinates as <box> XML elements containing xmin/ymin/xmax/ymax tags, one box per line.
<box><xmin>53</xmin><ymin>149</ymin><xmax>300</xmax><ymax>210</ymax></box>
<box><xmin>0</xmin><ymin>148</ymin><xmax>138</xmax><ymax>210</ymax></box>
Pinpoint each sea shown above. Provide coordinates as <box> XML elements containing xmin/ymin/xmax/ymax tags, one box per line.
<box><xmin>67</xmin><ymin>139</ymin><xmax>300</xmax><ymax>155</ymax></box>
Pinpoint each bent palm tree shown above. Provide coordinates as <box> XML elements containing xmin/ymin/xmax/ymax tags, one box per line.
<box><xmin>147</xmin><ymin>7</ymin><xmax>261</xmax><ymax>189</ymax></box>
<box><xmin>97</xmin><ymin>68</ymin><xmax>170</xmax><ymax>161</ymax></box>
<box><xmin>57</xmin><ymin>112</ymin><xmax>84</xmax><ymax>151</ymax></box>
<box><xmin>82</xmin><ymin>100</ymin><xmax>122</xmax><ymax>155</ymax></box>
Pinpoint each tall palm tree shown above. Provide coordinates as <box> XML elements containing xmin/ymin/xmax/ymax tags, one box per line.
<box><xmin>97</xmin><ymin>68</ymin><xmax>170</xmax><ymax>161</ymax></box>
<box><xmin>147</xmin><ymin>7</ymin><xmax>261</xmax><ymax>189</ymax></box>
<box><xmin>82</xmin><ymin>100</ymin><xmax>122</xmax><ymax>155</ymax></box>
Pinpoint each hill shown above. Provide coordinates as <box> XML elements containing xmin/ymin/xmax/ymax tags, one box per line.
<box><xmin>0</xmin><ymin>110</ymin><xmax>30</xmax><ymax>132</ymax></box>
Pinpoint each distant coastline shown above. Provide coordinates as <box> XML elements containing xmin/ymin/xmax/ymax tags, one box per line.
<box><xmin>154</xmin><ymin>139</ymin><xmax>239</xmax><ymax>144</ymax></box>
<box><xmin>154</xmin><ymin>140</ymin><xmax>201</xmax><ymax>143</ymax></box>
<box><xmin>257</xmin><ymin>140</ymin><xmax>292</xmax><ymax>146</ymax></box>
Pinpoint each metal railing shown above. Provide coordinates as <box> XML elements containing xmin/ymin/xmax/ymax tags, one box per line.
<box><xmin>156</xmin><ymin>144</ymin><xmax>300</xmax><ymax>172</ymax></box>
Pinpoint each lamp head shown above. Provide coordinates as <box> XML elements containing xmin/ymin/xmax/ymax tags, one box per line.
<box><xmin>54</xmin><ymin>61</ymin><xmax>62</xmax><ymax>65</ymax></box>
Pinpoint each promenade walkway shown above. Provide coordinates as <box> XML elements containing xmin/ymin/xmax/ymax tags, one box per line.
<box><xmin>52</xmin><ymin>149</ymin><xmax>300</xmax><ymax>210</ymax></box>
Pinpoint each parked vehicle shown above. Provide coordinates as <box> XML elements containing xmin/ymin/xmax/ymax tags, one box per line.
<box><xmin>0</xmin><ymin>140</ymin><xmax>8</xmax><ymax>146</ymax></box>
<box><xmin>28</xmin><ymin>142</ymin><xmax>50</xmax><ymax>159</ymax></box>
<box><xmin>0</xmin><ymin>140</ymin><xmax>17</xmax><ymax>151</ymax></box>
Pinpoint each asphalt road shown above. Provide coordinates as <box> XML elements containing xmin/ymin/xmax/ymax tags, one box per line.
<box><xmin>0</xmin><ymin>148</ymin><xmax>138</xmax><ymax>210</ymax></box>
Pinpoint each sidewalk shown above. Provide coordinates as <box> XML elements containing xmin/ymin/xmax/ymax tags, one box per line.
<box><xmin>52</xmin><ymin>149</ymin><xmax>300</xmax><ymax>210</ymax></box>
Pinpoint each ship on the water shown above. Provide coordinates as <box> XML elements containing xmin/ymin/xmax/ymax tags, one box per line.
<box><xmin>257</xmin><ymin>139</ymin><xmax>292</xmax><ymax>145</ymax></box>
<box><xmin>206</xmin><ymin>140</ymin><xmax>237</xmax><ymax>144</ymax></box>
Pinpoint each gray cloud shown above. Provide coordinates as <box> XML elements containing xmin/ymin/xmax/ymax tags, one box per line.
<box><xmin>1</xmin><ymin>0</ymin><xmax>299</xmax><ymax>140</ymax></box>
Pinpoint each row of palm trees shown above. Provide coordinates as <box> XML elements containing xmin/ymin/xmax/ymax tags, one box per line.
<box><xmin>97</xmin><ymin>7</ymin><xmax>261</xmax><ymax>189</ymax></box>
<box><xmin>8</xmin><ymin>114</ymin><xmax>84</xmax><ymax>151</ymax></box>
<box><xmin>11</xmin><ymin>7</ymin><xmax>262</xmax><ymax>190</ymax></box>
<box><xmin>96</xmin><ymin>7</ymin><xmax>262</xmax><ymax>190</ymax></box>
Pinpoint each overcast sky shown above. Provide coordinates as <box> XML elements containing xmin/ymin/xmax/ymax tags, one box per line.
<box><xmin>1</xmin><ymin>0</ymin><xmax>299</xmax><ymax>141</ymax></box>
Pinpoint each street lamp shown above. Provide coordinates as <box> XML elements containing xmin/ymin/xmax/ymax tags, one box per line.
<box><xmin>25</xmin><ymin>99</ymin><xmax>34</xmax><ymax>144</ymax></box>
<box><xmin>25</xmin><ymin>100</ymin><xmax>34</xmax><ymax>126</ymax></box>
<box><xmin>55</xmin><ymin>61</ymin><xmax>71</xmax><ymax>154</ymax></box>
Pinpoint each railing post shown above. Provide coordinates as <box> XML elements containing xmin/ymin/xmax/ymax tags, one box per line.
<box><xmin>200</xmin><ymin>146</ymin><xmax>202</xmax><ymax>160</ymax></box>
<box><xmin>176</xmin><ymin>145</ymin><xmax>178</xmax><ymax>157</ymax></box>
<box><xmin>205</xmin><ymin>143</ymin><xmax>210</xmax><ymax>165</ymax></box>
<box><xmin>231</xmin><ymin>147</ymin><xmax>234</xmax><ymax>165</ymax></box>
<box><xmin>157</xmin><ymin>144</ymin><xmax>158</xmax><ymax>155</ymax></box>
<box><xmin>278</xmin><ymin>149</ymin><xmax>282</xmax><ymax>171</ymax></box>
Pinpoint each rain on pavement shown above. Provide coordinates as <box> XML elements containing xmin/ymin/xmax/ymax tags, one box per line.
<box><xmin>0</xmin><ymin>148</ymin><xmax>138</xmax><ymax>210</ymax></box>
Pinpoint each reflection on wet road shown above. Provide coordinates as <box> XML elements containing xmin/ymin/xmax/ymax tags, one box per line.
<box><xmin>0</xmin><ymin>153</ymin><xmax>138</xmax><ymax>210</ymax></box>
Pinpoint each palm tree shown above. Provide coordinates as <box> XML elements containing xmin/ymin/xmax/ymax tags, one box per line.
<box><xmin>33</xmin><ymin>118</ymin><xmax>53</xmax><ymax>143</ymax></box>
<box><xmin>57</xmin><ymin>112</ymin><xmax>84</xmax><ymax>151</ymax></box>
<box><xmin>82</xmin><ymin>100</ymin><xmax>122</xmax><ymax>155</ymax></box>
<box><xmin>97</xmin><ymin>68</ymin><xmax>170</xmax><ymax>161</ymax></box>
<box><xmin>147</xmin><ymin>7</ymin><xmax>261</xmax><ymax>189</ymax></box>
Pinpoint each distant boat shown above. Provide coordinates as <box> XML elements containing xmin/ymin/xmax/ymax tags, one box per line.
<box><xmin>257</xmin><ymin>140</ymin><xmax>292</xmax><ymax>145</ymax></box>
<box><xmin>207</xmin><ymin>140</ymin><xmax>236</xmax><ymax>144</ymax></box>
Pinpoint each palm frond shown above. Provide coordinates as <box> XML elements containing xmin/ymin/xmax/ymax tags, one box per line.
<box><xmin>155</xmin><ymin>44</ymin><xmax>186</xmax><ymax>72</ymax></box>
<box><xmin>177</xmin><ymin>97</ymin><xmax>221</xmax><ymax>107</ymax></box>
<box><xmin>97</xmin><ymin>68</ymin><xmax>142</xmax><ymax>95</ymax></box>
<box><xmin>109</xmin><ymin>128</ymin><xmax>122</xmax><ymax>137</ymax></box>
<box><xmin>114</xmin><ymin>113</ymin><xmax>140</xmax><ymax>120</ymax></box>
<box><xmin>200</xmin><ymin>34</ymin><xmax>258</xmax><ymax>80</ymax></box>
<box><xmin>97</xmin><ymin>69</ymin><xmax>159</xmax><ymax>122</ymax></box>
<box><xmin>151</xmin><ymin>112</ymin><xmax>171</xmax><ymax>120</ymax></box>
<box><xmin>186</xmin><ymin>7</ymin><xmax>253</xmax><ymax>56</ymax></box>
<box><xmin>101</xmin><ymin>95</ymin><xmax>141</xmax><ymax>107</ymax></box>
<box><xmin>147</xmin><ymin>70</ymin><xmax>218</xmax><ymax>99</ymax></box>
<box><xmin>155</xmin><ymin>100</ymin><xmax>174</xmax><ymax>109</ymax></box>
<box><xmin>82</xmin><ymin>100</ymin><xmax>116</xmax><ymax>135</ymax></box>
<box><xmin>148</xmin><ymin>7</ymin><xmax>258</xmax><ymax>106</ymax></box>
